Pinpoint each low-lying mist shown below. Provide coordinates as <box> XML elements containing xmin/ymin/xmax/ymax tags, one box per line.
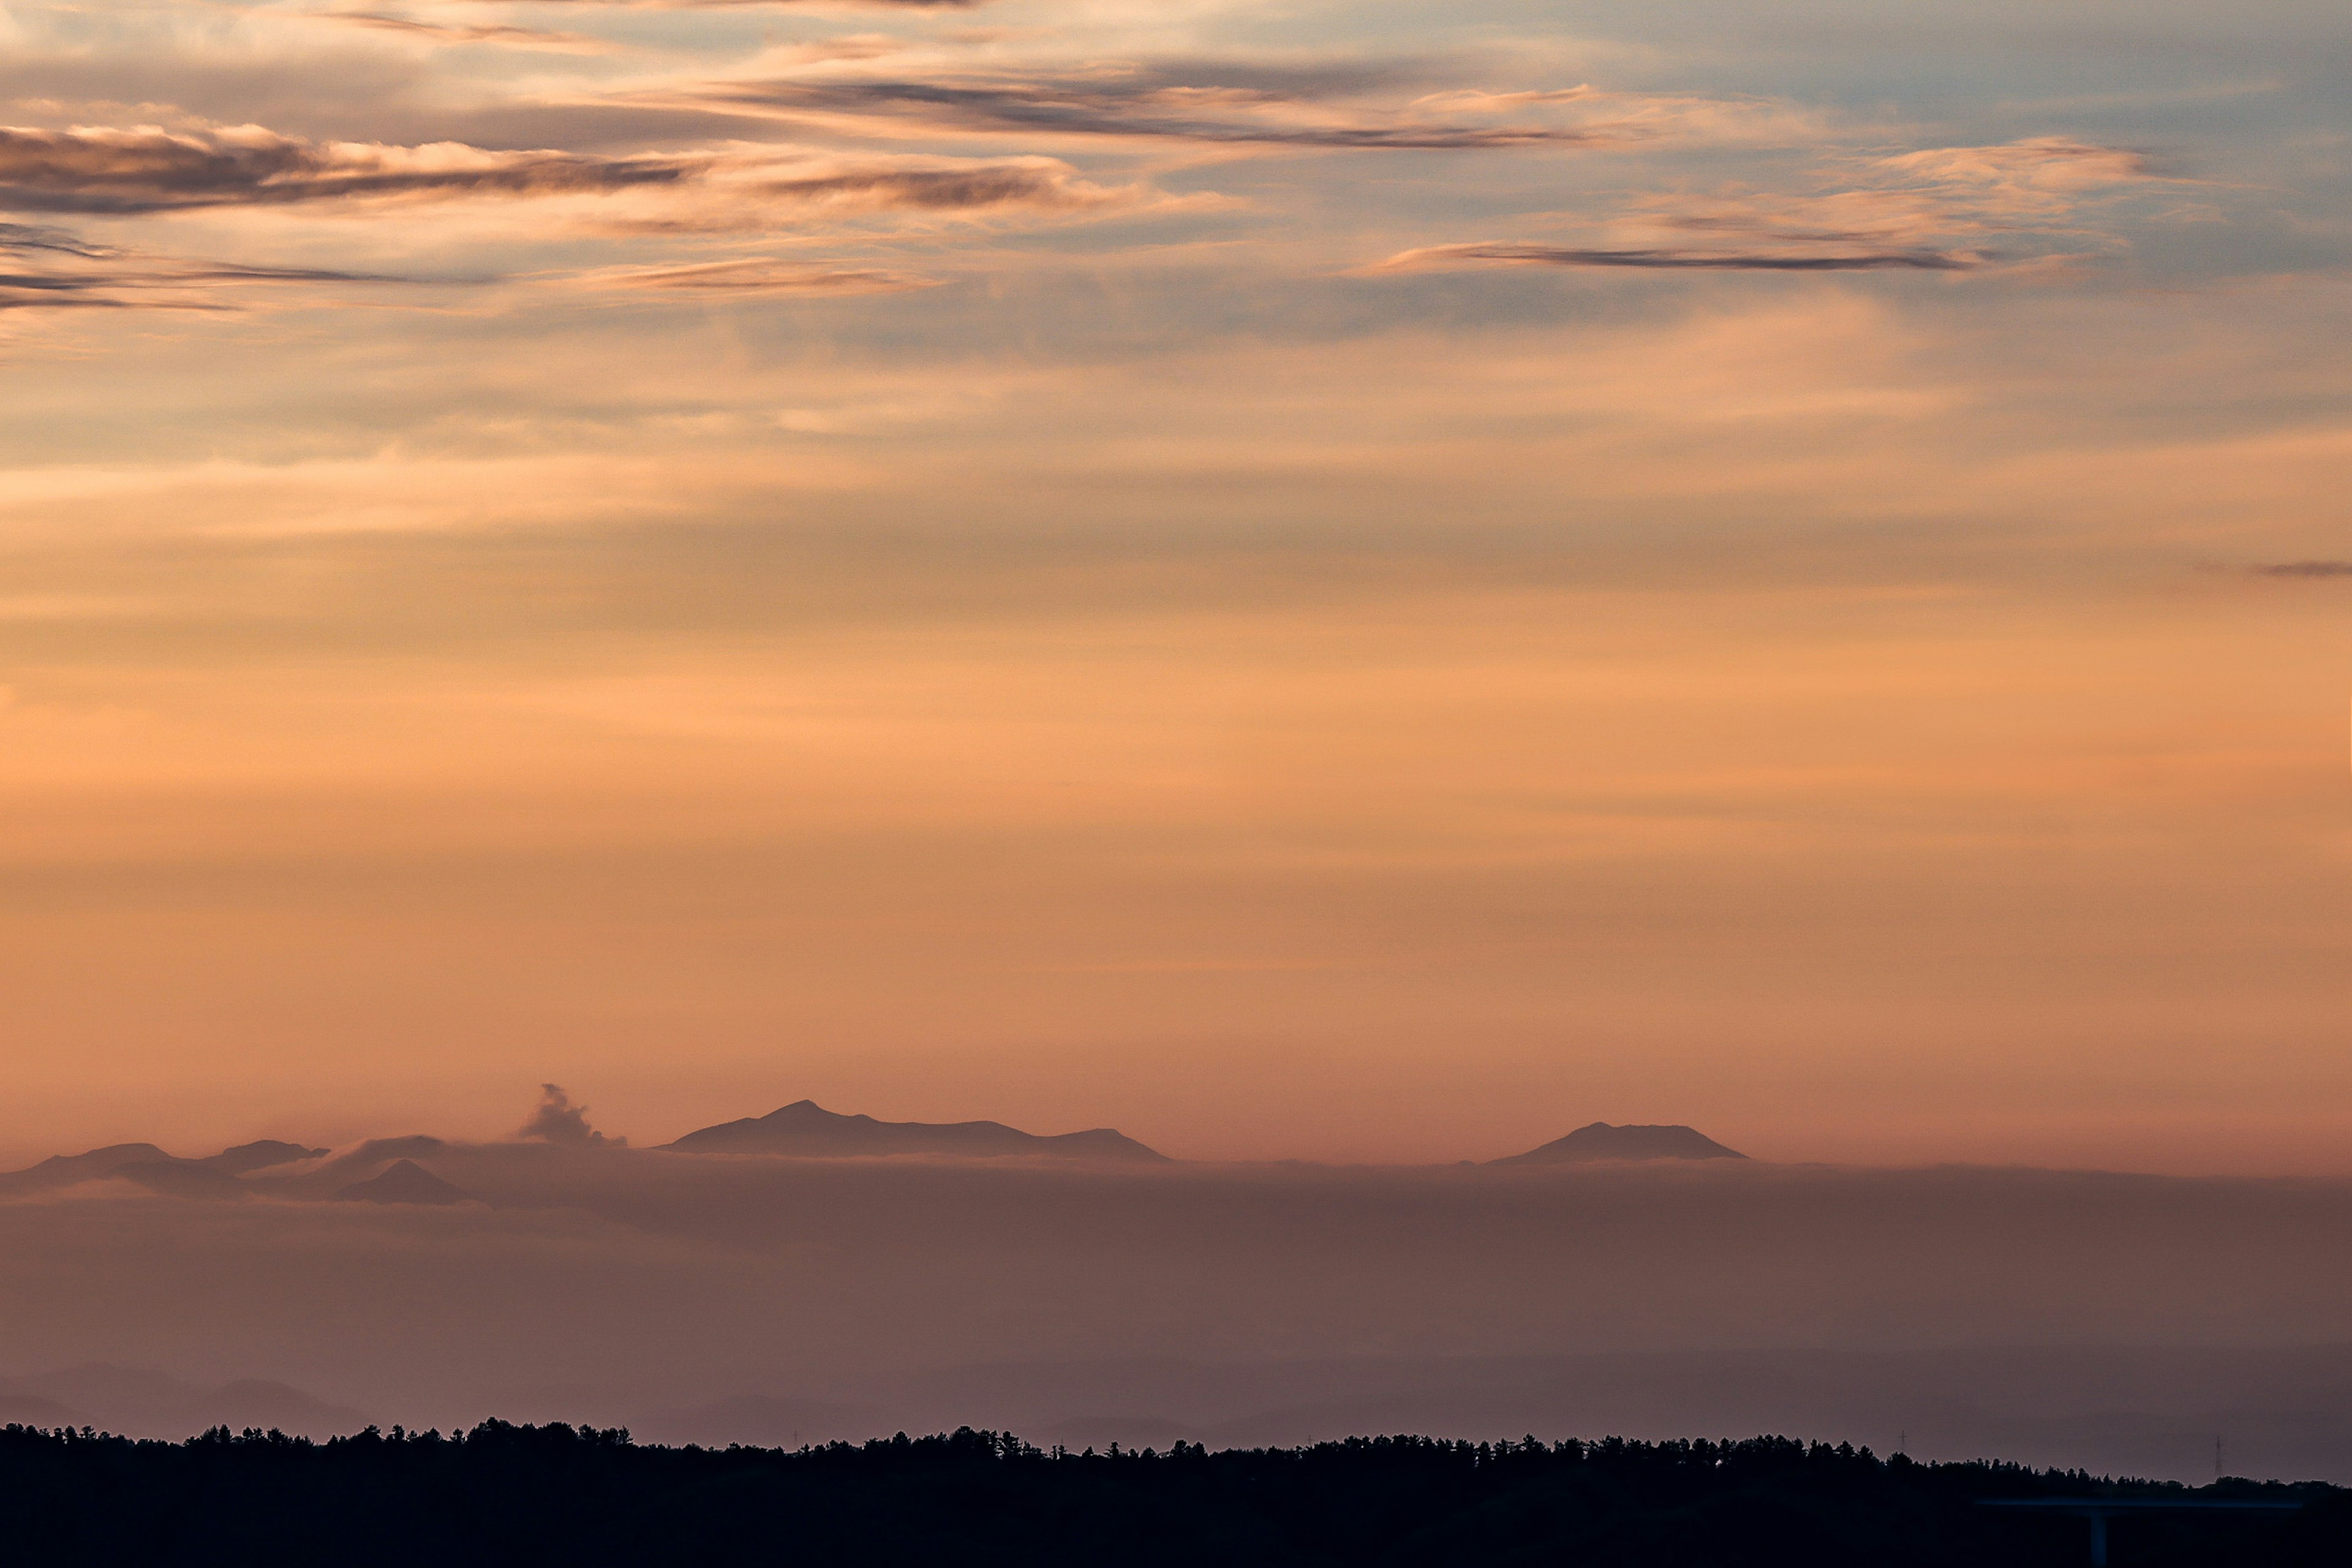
<box><xmin>6</xmin><ymin>1140</ymin><xmax>2350</xmax><ymax>1481</ymax></box>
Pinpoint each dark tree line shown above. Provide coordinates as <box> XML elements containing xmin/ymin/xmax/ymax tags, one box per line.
<box><xmin>1</xmin><ymin>1420</ymin><xmax>2342</xmax><ymax>1566</ymax></box>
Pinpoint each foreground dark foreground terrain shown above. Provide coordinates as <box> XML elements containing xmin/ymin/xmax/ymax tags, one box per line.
<box><xmin>4</xmin><ymin>1422</ymin><xmax>2344</xmax><ymax>1567</ymax></box>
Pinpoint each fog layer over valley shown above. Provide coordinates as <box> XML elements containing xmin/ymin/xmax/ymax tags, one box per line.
<box><xmin>5</xmin><ymin>1107</ymin><xmax>2350</xmax><ymax>1481</ymax></box>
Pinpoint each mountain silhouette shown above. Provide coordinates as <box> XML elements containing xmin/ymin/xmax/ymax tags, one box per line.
<box><xmin>318</xmin><ymin>1136</ymin><xmax>448</xmax><ymax>1182</ymax></box>
<box><xmin>335</xmin><ymin>1159</ymin><xmax>472</xmax><ymax>1205</ymax></box>
<box><xmin>197</xmin><ymin>1140</ymin><xmax>327</xmax><ymax>1175</ymax></box>
<box><xmin>0</xmin><ymin>1139</ymin><xmax>330</xmax><ymax>1200</ymax></box>
<box><xmin>1490</xmin><ymin>1122</ymin><xmax>1746</xmax><ymax>1164</ymax></box>
<box><xmin>663</xmin><ymin>1100</ymin><xmax>1169</xmax><ymax>1163</ymax></box>
<box><xmin>0</xmin><ymin>1365</ymin><xmax>368</xmax><ymax>1439</ymax></box>
<box><xmin>118</xmin><ymin>1140</ymin><xmax>332</xmax><ymax>1200</ymax></box>
<box><xmin>0</xmin><ymin>1143</ymin><xmax>174</xmax><ymax>1195</ymax></box>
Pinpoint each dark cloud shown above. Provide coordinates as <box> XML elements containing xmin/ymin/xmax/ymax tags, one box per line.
<box><xmin>756</xmin><ymin>163</ymin><xmax>1120</xmax><ymax>209</ymax></box>
<box><xmin>2248</xmin><ymin>561</ymin><xmax>2352</xmax><ymax>578</ymax></box>
<box><xmin>684</xmin><ymin>72</ymin><xmax>1625</xmax><ymax>149</ymax></box>
<box><xmin>518</xmin><ymin>1084</ymin><xmax>622</xmax><ymax>1146</ymax></box>
<box><xmin>0</xmin><ymin>126</ymin><xmax>698</xmax><ymax>216</ymax></box>
<box><xmin>0</xmin><ymin>126</ymin><xmax>1139</xmax><ymax>231</ymax></box>
<box><xmin>0</xmin><ymin>220</ymin><xmax>113</xmax><ymax>258</ymax></box>
<box><xmin>1373</xmin><ymin>241</ymin><xmax>1978</xmax><ymax>273</ymax></box>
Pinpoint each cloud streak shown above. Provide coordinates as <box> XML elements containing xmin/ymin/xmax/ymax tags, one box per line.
<box><xmin>0</xmin><ymin>125</ymin><xmax>1144</xmax><ymax>227</ymax></box>
<box><xmin>319</xmin><ymin>12</ymin><xmax>616</xmax><ymax>53</ymax></box>
<box><xmin>2247</xmin><ymin>561</ymin><xmax>2352</xmax><ymax>578</ymax></box>
<box><xmin>1363</xmin><ymin>137</ymin><xmax>2160</xmax><ymax>281</ymax></box>
<box><xmin>568</xmin><ymin>258</ymin><xmax>938</xmax><ymax>295</ymax></box>
<box><xmin>0</xmin><ymin>220</ymin><xmax>405</xmax><ymax>310</ymax></box>
<box><xmin>0</xmin><ymin>125</ymin><xmax>701</xmax><ymax>215</ymax></box>
<box><xmin>674</xmin><ymin>70</ymin><xmax>1646</xmax><ymax>149</ymax></box>
<box><xmin>1369</xmin><ymin>241</ymin><xmax>1977</xmax><ymax>273</ymax></box>
<box><xmin>500</xmin><ymin>0</ymin><xmax>980</xmax><ymax>7</ymax></box>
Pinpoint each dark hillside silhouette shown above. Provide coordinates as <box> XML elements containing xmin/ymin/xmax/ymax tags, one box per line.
<box><xmin>663</xmin><ymin>1099</ymin><xmax>1168</xmax><ymax>1163</ymax></box>
<box><xmin>0</xmin><ymin>1423</ymin><xmax>2337</xmax><ymax>1567</ymax></box>
<box><xmin>1493</xmin><ymin>1123</ymin><xmax>1746</xmax><ymax>1164</ymax></box>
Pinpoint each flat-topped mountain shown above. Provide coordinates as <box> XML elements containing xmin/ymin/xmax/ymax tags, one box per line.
<box><xmin>663</xmin><ymin>1100</ymin><xmax>1169</xmax><ymax>1163</ymax></box>
<box><xmin>1491</xmin><ymin>1122</ymin><xmax>1745</xmax><ymax>1165</ymax></box>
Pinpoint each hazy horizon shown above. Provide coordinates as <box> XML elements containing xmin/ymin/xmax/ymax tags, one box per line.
<box><xmin>9</xmin><ymin>1080</ymin><xmax>2352</xmax><ymax>1180</ymax></box>
<box><xmin>9</xmin><ymin>1125</ymin><xmax>2352</xmax><ymax>1480</ymax></box>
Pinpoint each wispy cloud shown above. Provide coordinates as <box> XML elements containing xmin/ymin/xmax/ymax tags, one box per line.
<box><xmin>1368</xmin><ymin>242</ymin><xmax>1977</xmax><ymax>273</ymax></box>
<box><xmin>315</xmin><ymin>12</ymin><xmax>616</xmax><ymax>53</ymax></box>
<box><xmin>0</xmin><ymin>249</ymin><xmax>404</xmax><ymax>312</ymax></box>
<box><xmin>468</xmin><ymin>0</ymin><xmax>981</xmax><ymax>8</ymax></box>
<box><xmin>1875</xmin><ymin>137</ymin><xmax>2158</xmax><ymax>205</ymax></box>
<box><xmin>0</xmin><ymin>124</ymin><xmax>1145</xmax><ymax>235</ymax></box>
<box><xmin>748</xmin><ymin>157</ymin><xmax>1129</xmax><ymax>211</ymax></box>
<box><xmin>0</xmin><ymin>215</ymin><xmax>409</xmax><ymax>313</ymax></box>
<box><xmin>666</xmin><ymin>66</ymin><xmax>1662</xmax><ymax>149</ymax></box>
<box><xmin>0</xmin><ymin>125</ymin><xmax>698</xmax><ymax>215</ymax></box>
<box><xmin>1365</xmin><ymin>137</ymin><xmax>2159</xmax><ymax>280</ymax></box>
<box><xmin>566</xmin><ymin>257</ymin><xmax>938</xmax><ymax>295</ymax></box>
<box><xmin>2246</xmin><ymin>561</ymin><xmax>2352</xmax><ymax>578</ymax></box>
<box><xmin>0</xmin><ymin>220</ymin><xmax>111</xmax><ymax>259</ymax></box>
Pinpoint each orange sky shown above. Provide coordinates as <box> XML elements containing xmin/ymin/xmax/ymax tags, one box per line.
<box><xmin>1</xmin><ymin>0</ymin><xmax>2348</xmax><ymax>1174</ymax></box>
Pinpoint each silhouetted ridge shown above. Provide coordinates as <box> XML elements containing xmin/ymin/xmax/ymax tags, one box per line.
<box><xmin>198</xmin><ymin>1140</ymin><xmax>328</xmax><ymax>1175</ymax></box>
<box><xmin>0</xmin><ymin>1143</ymin><xmax>174</xmax><ymax>1194</ymax></box>
<box><xmin>1</xmin><ymin>1139</ymin><xmax>331</xmax><ymax>1199</ymax></box>
<box><xmin>0</xmin><ymin>1424</ymin><xmax>2332</xmax><ymax>1567</ymax></box>
<box><xmin>663</xmin><ymin>1099</ymin><xmax>1168</xmax><ymax>1163</ymax></box>
<box><xmin>318</xmin><ymin>1136</ymin><xmax>448</xmax><ymax>1182</ymax></box>
<box><xmin>334</xmin><ymin>1159</ymin><xmax>472</xmax><ymax>1205</ymax></box>
<box><xmin>1491</xmin><ymin>1121</ymin><xmax>1746</xmax><ymax>1164</ymax></box>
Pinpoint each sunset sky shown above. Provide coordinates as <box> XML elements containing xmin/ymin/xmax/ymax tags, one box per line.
<box><xmin>3</xmin><ymin>0</ymin><xmax>2348</xmax><ymax>1172</ymax></box>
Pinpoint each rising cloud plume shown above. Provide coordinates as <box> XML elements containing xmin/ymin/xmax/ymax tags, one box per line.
<box><xmin>518</xmin><ymin>1083</ymin><xmax>622</xmax><ymax>1145</ymax></box>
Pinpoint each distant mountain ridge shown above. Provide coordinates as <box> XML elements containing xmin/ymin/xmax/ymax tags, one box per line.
<box><xmin>0</xmin><ymin>1365</ymin><xmax>367</xmax><ymax>1439</ymax></box>
<box><xmin>0</xmin><ymin>1139</ymin><xmax>326</xmax><ymax>1197</ymax></box>
<box><xmin>1491</xmin><ymin>1122</ymin><xmax>1745</xmax><ymax>1165</ymax></box>
<box><xmin>662</xmin><ymin>1100</ymin><xmax>1169</xmax><ymax>1163</ymax></box>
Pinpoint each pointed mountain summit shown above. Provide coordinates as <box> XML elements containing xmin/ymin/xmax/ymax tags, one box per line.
<box><xmin>1491</xmin><ymin>1122</ymin><xmax>1746</xmax><ymax>1165</ymax></box>
<box><xmin>663</xmin><ymin>1100</ymin><xmax>1169</xmax><ymax>1163</ymax></box>
<box><xmin>335</xmin><ymin>1159</ymin><xmax>472</xmax><ymax>1205</ymax></box>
